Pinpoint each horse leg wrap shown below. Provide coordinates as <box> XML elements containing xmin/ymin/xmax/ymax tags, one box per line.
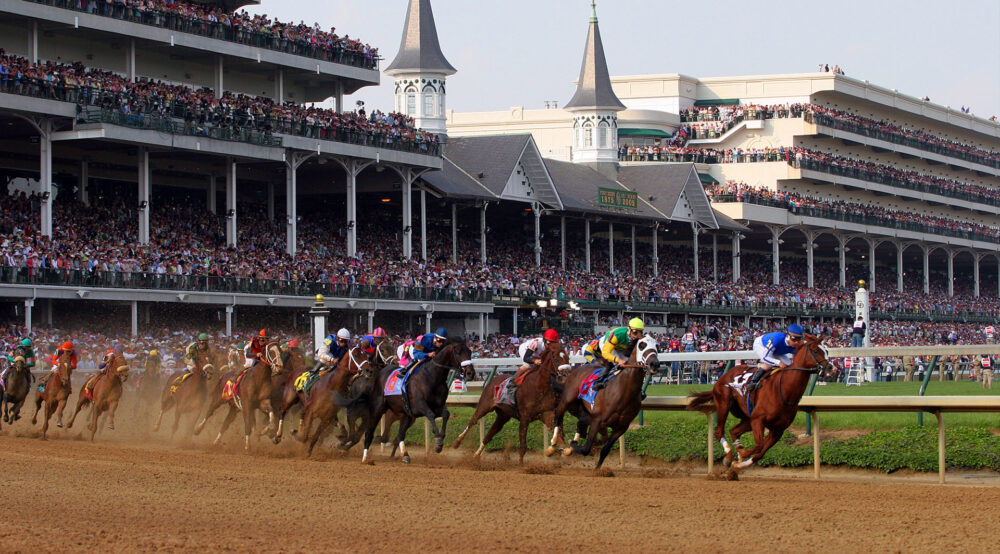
<box><xmin>399</xmin><ymin>441</ymin><xmax>408</xmax><ymax>456</ymax></box>
<box><xmin>720</xmin><ymin>437</ymin><xmax>731</xmax><ymax>454</ymax></box>
<box><xmin>474</xmin><ymin>443</ymin><xmax>485</xmax><ymax>457</ymax></box>
<box><xmin>362</xmin><ymin>448</ymin><xmax>369</xmax><ymax>463</ymax></box>
<box><xmin>736</xmin><ymin>456</ymin><xmax>755</xmax><ymax>469</ymax></box>
<box><xmin>550</xmin><ymin>426</ymin><xmax>560</xmax><ymax>446</ymax></box>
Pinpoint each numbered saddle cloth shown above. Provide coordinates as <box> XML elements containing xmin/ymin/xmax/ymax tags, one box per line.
<box><xmin>221</xmin><ymin>370</ymin><xmax>248</xmax><ymax>403</ymax></box>
<box><xmin>493</xmin><ymin>377</ymin><xmax>516</xmax><ymax>407</ymax></box>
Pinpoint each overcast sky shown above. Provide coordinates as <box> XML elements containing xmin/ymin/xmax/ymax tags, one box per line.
<box><xmin>246</xmin><ymin>0</ymin><xmax>1000</xmax><ymax>119</ymax></box>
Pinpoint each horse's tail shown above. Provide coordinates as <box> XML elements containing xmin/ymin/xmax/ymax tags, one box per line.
<box><xmin>687</xmin><ymin>390</ymin><xmax>715</xmax><ymax>413</ymax></box>
<box><xmin>333</xmin><ymin>376</ymin><xmax>372</xmax><ymax>408</ymax></box>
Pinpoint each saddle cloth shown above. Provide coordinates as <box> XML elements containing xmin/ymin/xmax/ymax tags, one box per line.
<box><xmin>384</xmin><ymin>368</ymin><xmax>404</xmax><ymax>396</ymax></box>
<box><xmin>169</xmin><ymin>372</ymin><xmax>194</xmax><ymax>394</ymax></box>
<box><xmin>726</xmin><ymin>367</ymin><xmax>755</xmax><ymax>397</ymax></box>
<box><xmin>493</xmin><ymin>377</ymin><xmax>516</xmax><ymax>406</ymax></box>
<box><xmin>222</xmin><ymin>370</ymin><xmax>248</xmax><ymax>403</ymax></box>
<box><xmin>83</xmin><ymin>373</ymin><xmax>102</xmax><ymax>401</ymax></box>
<box><xmin>294</xmin><ymin>368</ymin><xmax>330</xmax><ymax>393</ymax></box>
<box><xmin>578</xmin><ymin>367</ymin><xmax>621</xmax><ymax>404</ymax></box>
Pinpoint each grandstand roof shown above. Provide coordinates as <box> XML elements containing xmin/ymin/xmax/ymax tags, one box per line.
<box><xmin>563</xmin><ymin>3</ymin><xmax>625</xmax><ymax>112</ymax></box>
<box><xmin>543</xmin><ymin>159</ymin><xmax>663</xmax><ymax>221</ymax></box>
<box><xmin>385</xmin><ymin>0</ymin><xmax>456</xmax><ymax>76</ymax></box>
<box><xmin>617</xmin><ymin>164</ymin><xmax>718</xmax><ymax>229</ymax></box>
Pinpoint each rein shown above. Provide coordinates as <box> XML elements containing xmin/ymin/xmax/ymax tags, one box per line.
<box><xmin>775</xmin><ymin>345</ymin><xmax>827</xmax><ymax>406</ymax></box>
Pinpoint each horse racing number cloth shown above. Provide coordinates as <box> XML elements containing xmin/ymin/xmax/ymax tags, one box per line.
<box><xmin>384</xmin><ymin>368</ymin><xmax>404</xmax><ymax>396</ymax></box>
<box><xmin>578</xmin><ymin>367</ymin><xmax>604</xmax><ymax>404</ymax></box>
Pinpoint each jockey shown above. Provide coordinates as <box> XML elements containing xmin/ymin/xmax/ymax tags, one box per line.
<box><xmin>311</xmin><ymin>328</ymin><xmax>352</xmax><ymax>375</ymax></box>
<box><xmin>509</xmin><ymin>329</ymin><xmax>559</xmax><ymax>394</ymax></box>
<box><xmin>145</xmin><ymin>349</ymin><xmax>162</xmax><ymax>376</ymax></box>
<box><xmin>40</xmin><ymin>340</ymin><xmax>77</xmax><ymax>388</ymax></box>
<box><xmin>243</xmin><ymin>329</ymin><xmax>269</xmax><ymax>370</ymax></box>
<box><xmin>582</xmin><ymin>336</ymin><xmax>602</xmax><ymax>364</ymax></box>
<box><xmin>3</xmin><ymin>338</ymin><xmax>36</xmax><ymax>382</ymax></box>
<box><xmin>96</xmin><ymin>345</ymin><xmax>123</xmax><ymax>375</ymax></box>
<box><xmin>593</xmin><ymin>318</ymin><xmax>645</xmax><ymax>390</ymax></box>
<box><xmin>183</xmin><ymin>333</ymin><xmax>211</xmax><ymax>375</ymax></box>
<box><xmin>748</xmin><ymin>324</ymin><xmax>804</xmax><ymax>393</ymax></box>
<box><xmin>399</xmin><ymin>328</ymin><xmax>447</xmax><ymax>381</ymax></box>
<box><xmin>371</xmin><ymin>327</ymin><xmax>389</xmax><ymax>346</ymax></box>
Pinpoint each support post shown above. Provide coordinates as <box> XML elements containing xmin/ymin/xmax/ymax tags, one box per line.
<box><xmin>285</xmin><ymin>162</ymin><xmax>297</xmax><ymax>256</ymax></box>
<box><xmin>897</xmin><ymin>242</ymin><xmax>904</xmax><ymax>293</ymax></box>
<box><xmin>207</xmin><ymin>175</ymin><xmax>217</xmax><ymax>214</ymax></box>
<box><xmin>451</xmin><ymin>203</ymin><xmax>458</xmax><ymax>264</ymax></box>
<box><xmin>341</xmin><ymin>159</ymin><xmax>370</xmax><ymax>258</ymax></box>
<box><xmin>39</xmin><ymin>119</ymin><xmax>53</xmax><ymax>237</ymax></box>
<box><xmin>560</xmin><ymin>215</ymin><xmax>567</xmax><ymax>270</ymax></box>
<box><xmin>421</xmin><ymin>188</ymin><xmax>428</xmax><ymax>262</ymax></box>
<box><xmin>137</xmin><ymin>146</ymin><xmax>150</xmax><ymax>245</ymax></box>
<box><xmin>923</xmin><ymin>247</ymin><xmax>930</xmax><ymax>294</ymax></box>
<box><xmin>706</xmin><ymin>413</ymin><xmax>714</xmax><ymax>475</ymax></box>
<box><xmin>78</xmin><ymin>159</ymin><xmax>89</xmax><ymax>206</ymax></box>
<box><xmin>225</xmin><ymin>305</ymin><xmax>234</xmax><ymax>338</ymax></box>
<box><xmin>769</xmin><ymin>225</ymin><xmax>781</xmax><ymax>285</ymax></box>
<box><xmin>608</xmin><ymin>222</ymin><xmax>614</xmax><ymax>274</ymax></box>
<box><xmin>652</xmin><ymin>225</ymin><xmax>659</xmax><ymax>277</ymax></box>
<box><xmin>804</xmin><ymin>231</ymin><xmax>816</xmax><ymax>288</ymax></box>
<box><xmin>126</xmin><ymin>39</ymin><xmax>136</xmax><ymax>83</ymax></box>
<box><xmin>267</xmin><ymin>182</ymin><xmax>274</xmax><ymax>222</ymax></box>
<box><xmin>512</xmin><ymin>307</ymin><xmax>518</xmax><ymax>336</ymax></box>
<box><xmin>936</xmin><ymin>411</ymin><xmax>945</xmax><ymax>484</ymax></box>
<box><xmin>28</xmin><ymin>21</ymin><xmax>38</xmax><ymax>63</ymax></box>
<box><xmin>838</xmin><ymin>236</ymin><xmax>847</xmax><ymax>288</ymax></box>
<box><xmin>480</xmin><ymin>203</ymin><xmax>487</xmax><ymax>265</ymax></box>
<box><xmin>533</xmin><ymin>204</ymin><xmax>541</xmax><ymax>267</ymax></box>
<box><xmin>731</xmin><ymin>232</ymin><xmax>741</xmax><ymax>282</ymax></box>
<box><xmin>309</xmin><ymin>296</ymin><xmax>329</xmax><ymax>354</ymax></box>
<box><xmin>973</xmin><ymin>253</ymin><xmax>981</xmax><ymax>298</ymax></box>
<box><xmin>868</xmin><ymin>240</ymin><xmax>876</xmax><ymax>292</ymax></box>
<box><xmin>630</xmin><ymin>224</ymin><xmax>636</xmax><ymax>277</ymax></box>
<box><xmin>225</xmin><ymin>158</ymin><xmax>237</xmax><ymax>247</ymax></box>
<box><xmin>214</xmin><ymin>54</ymin><xmax>224</xmax><ymax>95</ymax></box>
<box><xmin>712</xmin><ymin>233</ymin><xmax>718</xmax><ymax>282</ymax></box>
<box><xmin>402</xmin><ymin>170</ymin><xmax>414</xmax><ymax>259</ymax></box>
<box><xmin>24</xmin><ymin>299</ymin><xmax>33</xmax><ymax>332</ymax></box>
<box><xmin>367</xmin><ymin>310</ymin><xmax>375</xmax><ymax>333</ymax></box>
<box><xmin>946</xmin><ymin>250</ymin><xmax>954</xmax><ymax>297</ymax></box>
<box><xmin>131</xmin><ymin>301</ymin><xmax>138</xmax><ymax>337</ymax></box>
<box><xmin>812</xmin><ymin>411</ymin><xmax>820</xmax><ymax>480</ymax></box>
<box><xmin>425</xmin><ymin>312</ymin><xmax>432</xmax><ymax>335</ymax></box>
<box><xmin>584</xmin><ymin>219</ymin><xmax>591</xmax><ymax>273</ymax></box>
<box><xmin>692</xmin><ymin>222</ymin><xmax>700</xmax><ymax>282</ymax></box>
<box><xmin>275</xmin><ymin>68</ymin><xmax>284</xmax><ymax>103</ymax></box>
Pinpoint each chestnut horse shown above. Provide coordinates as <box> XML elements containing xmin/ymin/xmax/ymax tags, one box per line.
<box><xmin>349</xmin><ymin>338</ymin><xmax>473</xmax><ymax>464</ymax></box>
<box><xmin>291</xmin><ymin>345</ymin><xmax>371</xmax><ymax>455</ymax></box>
<box><xmin>688</xmin><ymin>334</ymin><xmax>831</xmax><ymax>474</ymax></box>
<box><xmin>194</xmin><ymin>342</ymin><xmax>283</xmax><ymax>451</ymax></box>
<box><xmin>31</xmin><ymin>350</ymin><xmax>74</xmax><ymax>440</ymax></box>
<box><xmin>1</xmin><ymin>347</ymin><xmax>33</xmax><ymax>428</ymax></box>
<box><xmin>453</xmin><ymin>343</ymin><xmax>571</xmax><ymax>463</ymax></box>
<box><xmin>152</xmin><ymin>349</ymin><xmax>217</xmax><ymax>436</ymax></box>
<box><xmin>268</xmin><ymin>345</ymin><xmax>308</xmax><ymax>444</ymax></box>
<box><xmin>545</xmin><ymin>335</ymin><xmax>660</xmax><ymax>469</ymax></box>
<box><xmin>67</xmin><ymin>352</ymin><xmax>130</xmax><ymax>440</ymax></box>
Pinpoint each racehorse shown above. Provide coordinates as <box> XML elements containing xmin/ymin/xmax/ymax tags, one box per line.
<box><xmin>349</xmin><ymin>338</ymin><xmax>473</xmax><ymax>464</ymax></box>
<box><xmin>544</xmin><ymin>335</ymin><xmax>660</xmax><ymax>469</ymax></box>
<box><xmin>193</xmin><ymin>342</ymin><xmax>283</xmax><ymax>451</ymax></box>
<box><xmin>152</xmin><ymin>349</ymin><xmax>217</xmax><ymax>437</ymax></box>
<box><xmin>66</xmin><ymin>351</ymin><xmax>130</xmax><ymax>440</ymax></box>
<box><xmin>291</xmin><ymin>345</ymin><xmax>372</xmax><ymax>455</ymax></box>
<box><xmin>688</xmin><ymin>334</ymin><xmax>831</xmax><ymax>474</ymax></box>
<box><xmin>1</xmin><ymin>347</ymin><xmax>33</xmax><ymax>429</ymax></box>
<box><xmin>268</xmin><ymin>345</ymin><xmax>308</xmax><ymax>444</ymax></box>
<box><xmin>453</xmin><ymin>343</ymin><xmax>571</xmax><ymax>463</ymax></box>
<box><xmin>31</xmin><ymin>350</ymin><xmax>74</xmax><ymax>440</ymax></box>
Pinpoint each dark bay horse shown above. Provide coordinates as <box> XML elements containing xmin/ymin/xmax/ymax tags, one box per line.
<box><xmin>453</xmin><ymin>343</ymin><xmax>571</xmax><ymax>463</ymax></box>
<box><xmin>545</xmin><ymin>335</ymin><xmax>660</xmax><ymax>469</ymax></box>
<box><xmin>31</xmin><ymin>350</ymin><xmax>74</xmax><ymax>440</ymax></box>
<box><xmin>350</xmin><ymin>338</ymin><xmax>473</xmax><ymax>464</ymax></box>
<box><xmin>152</xmin><ymin>349</ymin><xmax>217</xmax><ymax>437</ymax></box>
<box><xmin>194</xmin><ymin>342</ymin><xmax>283</xmax><ymax>451</ymax></box>
<box><xmin>688</xmin><ymin>334</ymin><xmax>831</xmax><ymax>474</ymax></box>
<box><xmin>1</xmin><ymin>347</ymin><xmax>33</xmax><ymax>428</ymax></box>
<box><xmin>67</xmin><ymin>352</ymin><xmax>130</xmax><ymax>440</ymax></box>
<box><xmin>268</xmin><ymin>346</ymin><xmax>308</xmax><ymax>444</ymax></box>
<box><xmin>291</xmin><ymin>345</ymin><xmax>371</xmax><ymax>455</ymax></box>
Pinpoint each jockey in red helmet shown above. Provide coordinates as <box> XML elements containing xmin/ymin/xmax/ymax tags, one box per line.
<box><xmin>508</xmin><ymin>328</ymin><xmax>560</xmax><ymax>395</ymax></box>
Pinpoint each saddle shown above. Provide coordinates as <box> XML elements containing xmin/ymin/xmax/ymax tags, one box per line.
<box><xmin>83</xmin><ymin>373</ymin><xmax>103</xmax><ymax>401</ymax></box>
<box><xmin>294</xmin><ymin>368</ymin><xmax>330</xmax><ymax>393</ymax></box>
<box><xmin>493</xmin><ymin>378</ymin><xmax>518</xmax><ymax>416</ymax></box>
<box><xmin>169</xmin><ymin>371</ymin><xmax>195</xmax><ymax>394</ymax></box>
<box><xmin>221</xmin><ymin>370</ymin><xmax>249</xmax><ymax>404</ymax></box>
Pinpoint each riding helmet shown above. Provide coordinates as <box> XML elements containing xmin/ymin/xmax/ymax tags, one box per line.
<box><xmin>434</xmin><ymin>328</ymin><xmax>448</xmax><ymax>340</ymax></box>
<box><xmin>543</xmin><ymin>328</ymin><xmax>559</xmax><ymax>342</ymax></box>
<box><xmin>20</xmin><ymin>338</ymin><xmax>32</xmax><ymax>348</ymax></box>
<box><xmin>337</xmin><ymin>328</ymin><xmax>351</xmax><ymax>340</ymax></box>
<box><xmin>787</xmin><ymin>324</ymin><xmax>804</xmax><ymax>337</ymax></box>
<box><xmin>372</xmin><ymin>327</ymin><xmax>387</xmax><ymax>338</ymax></box>
<box><xmin>198</xmin><ymin>333</ymin><xmax>210</xmax><ymax>341</ymax></box>
<box><xmin>628</xmin><ymin>318</ymin><xmax>645</xmax><ymax>331</ymax></box>
<box><xmin>61</xmin><ymin>341</ymin><xmax>74</xmax><ymax>351</ymax></box>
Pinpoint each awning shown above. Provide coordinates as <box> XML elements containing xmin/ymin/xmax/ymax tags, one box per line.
<box><xmin>693</xmin><ymin>98</ymin><xmax>740</xmax><ymax>106</ymax></box>
<box><xmin>698</xmin><ymin>172</ymin><xmax>718</xmax><ymax>185</ymax></box>
<box><xmin>618</xmin><ymin>128</ymin><xmax>672</xmax><ymax>138</ymax></box>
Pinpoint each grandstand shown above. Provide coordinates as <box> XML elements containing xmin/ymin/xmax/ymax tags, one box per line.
<box><xmin>1</xmin><ymin>0</ymin><xmax>998</xmax><ymax>350</ymax></box>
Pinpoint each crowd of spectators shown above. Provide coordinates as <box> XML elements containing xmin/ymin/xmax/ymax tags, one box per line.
<box><xmin>0</xmin><ymin>52</ymin><xmax>439</xmax><ymax>153</ymax></box>
<box><xmin>34</xmin><ymin>0</ymin><xmax>378</xmax><ymax>68</ymax></box>
<box><xmin>706</xmin><ymin>181</ymin><xmax>1000</xmax><ymax>242</ymax></box>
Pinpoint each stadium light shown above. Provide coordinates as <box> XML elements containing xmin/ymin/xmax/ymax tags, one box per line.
<box><xmin>549</xmin><ymin>298</ymin><xmax>558</xmax><ymax>307</ymax></box>
<box><xmin>535</xmin><ymin>300</ymin><xmax>547</xmax><ymax>308</ymax></box>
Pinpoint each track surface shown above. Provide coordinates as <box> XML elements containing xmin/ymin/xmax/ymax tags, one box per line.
<box><xmin>0</xmin><ymin>403</ymin><xmax>997</xmax><ymax>553</ymax></box>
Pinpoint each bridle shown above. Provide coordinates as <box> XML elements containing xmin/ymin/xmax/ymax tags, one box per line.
<box><xmin>347</xmin><ymin>346</ymin><xmax>371</xmax><ymax>375</ymax></box>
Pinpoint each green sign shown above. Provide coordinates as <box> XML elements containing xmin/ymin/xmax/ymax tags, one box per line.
<box><xmin>598</xmin><ymin>187</ymin><xmax>639</xmax><ymax>210</ymax></box>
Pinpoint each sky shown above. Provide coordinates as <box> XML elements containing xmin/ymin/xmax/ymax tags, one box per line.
<box><xmin>245</xmin><ymin>0</ymin><xmax>1000</xmax><ymax>119</ymax></box>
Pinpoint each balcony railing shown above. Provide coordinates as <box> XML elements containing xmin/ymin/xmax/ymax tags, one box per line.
<box><xmin>712</xmin><ymin>193</ymin><xmax>1000</xmax><ymax>243</ymax></box>
<box><xmin>22</xmin><ymin>0</ymin><xmax>379</xmax><ymax>70</ymax></box>
<box><xmin>0</xmin><ymin>266</ymin><xmax>490</xmax><ymax>303</ymax></box>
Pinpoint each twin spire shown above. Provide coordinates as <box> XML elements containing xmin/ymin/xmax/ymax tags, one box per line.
<box><xmin>564</xmin><ymin>1</ymin><xmax>625</xmax><ymax>112</ymax></box>
<box><xmin>385</xmin><ymin>0</ymin><xmax>456</xmax><ymax>76</ymax></box>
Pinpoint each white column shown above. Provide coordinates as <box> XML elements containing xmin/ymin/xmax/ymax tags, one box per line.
<box><xmin>946</xmin><ymin>250</ymin><xmax>955</xmax><ymax>297</ymax></box>
<box><xmin>584</xmin><ymin>219</ymin><xmax>591</xmax><ymax>273</ymax></box>
<box><xmin>512</xmin><ymin>307</ymin><xmax>518</xmax><ymax>336</ymax></box>
<box><xmin>560</xmin><ymin>215</ymin><xmax>567</xmax><ymax>271</ymax></box>
<box><xmin>974</xmin><ymin>254</ymin><xmax>981</xmax><ymax>298</ymax></box>
<box><xmin>923</xmin><ymin>247</ymin><xmax>930</xmax><ymax>294</ymax></box>
<box><xmin>137</xmin><ymin>146</ymin><xmax>150</xmax><ymax>245</ymax></box>
<box><xmin>39</xmin><ymin>119</ymin><xmax>52</xmax><ymax>237</ymax></box>
<box><xmin>712</xmin><ymin>233</ymin><xmax>718</xmax><ymax>282</ymax></box>
<box><xmin>28</xmin><ymin>21</ymin><xmax>38</xmax><ymax>64</ymax></box>
<box><xmin>421</xmin><ymin>188</ymin><xmax>428</xmax><ymax>262</ymax></box>
<box><xmin>630</xmin><ymin>224</ymin><xmax>636</xmax><ymax>277</ymax></box>
<box><xmin>731</xmin><ymin>232</ymin><xmax>741</xmax><ymax>282</ymax></box>
<box><xmin>207</xmin><ymin>175</ymin><xmax>217</xmax><ymax>214</ymax></box>
<box><xmin>24</xmin><ymin>299</ymin><xmax>33</xmax><ymax>332</ymax></box>
<box><xmin>368</xmin><ymin>310</ymin><xmax>375</xmax><ymax>333</ymax></box>
<box><xmin>345</xmin><ymin>162</ymin><xmax>358</xmax><ymax>257</ymax></box>
<box><xmin>425</xmin><ymin>312</ymin><xmax>432</xmax><ymax>335</ymax></box>
<box><xmin>533</xmin><ymin>205</ymin><xmax>541</xmax><ymax>267</ymax></box>
<box><xmin>837</xmin><ymin>236</ymin><xmax>847</xmax><ymax>288</ymax></box>
<box><xmin>769</xmin><ymin>226</ymin><xmax>781</xmax><ymax>285</ymax></box>
<box><xmin>225</xmin><ymin>158</ymin><xmax>237</xmax><ymax>247</ymax></box>
<box><xmin>285</xmin><ymin>162</ymin><xmax>297</xmax><ymax>256</ymax></box>
<box><xmin>897</xmin><ymin>242</ymin><xmax>904</xmax><ymax>293</ymax></box>
<box><xmin>225</xmin><ymin>305</ymin><xmax>234</xmax><ymax>338</ymax></box>
<box><xmin>806</xmin><ymin>237</ymin><xmax>815</xmax><ymax>288</ymax></box>
<box><xmin>267</xmin><ymin>182</ymin><xmax>275</xmax><ymax>222</ymax></box>
<box><xmin>78</xmin><ymin>159</ymin><xmax>89</xmax><ymax>206</ymax></box>
<box><xmin>608</xmin><ymin>222</ymin><xmax>614</xmax><ymax>274</ymax></box>
<box><xmin>214</xmin><ymin>55</ymin><xmax>224</xmax><ymax>95</ymax></box>
<box><xmin>402</xmin><ymin>171</ymin><xmax>413</xmax><ymax>259</ymax></box>
<box><xmin>275</xmin><ymin>68</ymin><xmax>284</xmax><ymax>103</ymax></box>
<box><xmin>652</xmin><ymin>225</ymin><xmax>659</xmax><ymax>277</ymax></box>
<box><xmin>127</xmin><ymin>39</ymin><xmax>136</xmax><ymax>83</ymax></box>
<box><xmin>479</xmin><ymin>313</ymin><xmax>485</xmax><ymax>339</ymax></box>
<box><xmin>451</xmin><ymin>203</ymin><xmax>458</xmax><ymax>264</ymax></box>
<box><xmin>480</xmin><ymin>203</ymin><xmax>487</xmax><ymax>265</ymax></box>
<box><xmin>869</xmin><ymin>240</ymin><xmax>876</xmax><ymax>293</ymax></box>
<box><xmin>692</xmin><ymin>222</ymin><xmax>700</xmax><ymax>282</ymax></box>
<box><xmin>131</xmin><ymin>301</ymin><xmax>138</xmax><ymax>337</ymax></box>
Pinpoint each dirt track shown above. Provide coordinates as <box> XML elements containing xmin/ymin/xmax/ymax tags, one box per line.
<box><xmin>1</xmin><ymin>401</ymin><xmax>998</xmax><ymax>553</ymax></box>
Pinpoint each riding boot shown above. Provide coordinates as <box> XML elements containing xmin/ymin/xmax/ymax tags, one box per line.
<box><xmin>747</xmin><ymin>368</ymin><xmax>768</xmax><ymax>393</ymax></box>
<box><xmin>592</xmin><ymin>364</ymin><xmax>613</xmax><ymax>390</ymax></box>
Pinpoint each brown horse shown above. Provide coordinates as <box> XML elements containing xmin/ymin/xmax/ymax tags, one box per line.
<box><xmin>194</xmin><ymin>342</ymin><xmax>283</xmax><ymax>451</ymax></box>
<box><xmin>545</xmin><ymin>335</ymin><xmax>660</xmax><ymax>469</ymax></box>
<box><xmin>152</xmin><ymin>349</ymin><xmax>217</xmax><ymax>437</ymax></box>
<box><xmin>273</xmin><ymin>347</ymin><xmax>312</xmax><ymax>445</ymax></box>
<box><xmin>688</xmin><ymin>334</ymin><xmax>831</xmax><ymax>474</ymax></box>
<box><xmin>1</xmin><ymin>347</ymin><xmax>33</xmax><ymax>429</ymax></box>
<box><xmin>31</xmin><ymin>351</ymin><xmax>74</xmax><ymax>440</ymax></box>
<box><xmin>67</xmin><ymin>352</ymin><xmax>130</xmax><ymax>440</ymax></box>
<box><xmin>453</xmin><ymin>343</ymin><xmax>571</xmax><ymax>463</ymax></box>
<box><xmin>292</xmin><ymin>345</ymin><xmax>372</xmax><ymax>455</ymax></box>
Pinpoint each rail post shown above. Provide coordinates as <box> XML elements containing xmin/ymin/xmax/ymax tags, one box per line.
<box><xmin>917</xmin><ymin>356</ymin><xmax>939</xmax><ymax>426</ymax></box>
<box><xmin>812</xmin><ymin>410</ymin><xmax>820</xmax><ymax>480</ymax></box>
<box><xmin>935</xmin><ymin>411</ymin><xmax>945</xmax><ymax>484</ymax></box>
<box><xmin>619</xmin><ymin>435</ymin><xmax>625</xmax><ymax>468</ymax></box>
<box><xmin>706</xmin><ymin>412</ymin><xmax>714</xmax><ymax>474</ymax></box>
<box><xmin>424</xmin><ymin>419</ymin><xmax>431</xmax><ymax>455</ymax></box>
<box><xmin>804</xmin><ymin>373</ymin><xmax>819</xmax><ymax>436</ymax></box>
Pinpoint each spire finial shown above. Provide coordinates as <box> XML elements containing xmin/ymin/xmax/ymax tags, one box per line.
<box><xmin>590</xmin><ymin>0</ymin><xmax>597</xmax><ymax>23</ymax></box>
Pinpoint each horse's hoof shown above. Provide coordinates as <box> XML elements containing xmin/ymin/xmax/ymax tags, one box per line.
<box><xmin>108</xmin><ymin>425</ymin><xmax>114</xmax><ymax>431</ymax></box>
<box><xmin>56</xmin><ymin>423</ymin><xmax>62</xmax><ymax>428</ymax></box>
<box><xmin>544</xmin><ymin>446</ymin><xmax>557</xmax><ymax>457</ymax></box>
<box><xmin>402</xmin><ymin>454</ymin><xmax>411</xmax><ymax>464</ymax></box>
<box><xmin>561</xmin><ymin>447</ymin><xmax>574</xmax><ymax>457</ymax></box>
<box><xmin>273</xmin><ymin>436</ymin><xmax>281</xmax><ymax>445</ymax></box>
<box><xmin>723</xmin><ymin>458</ymin><xmax>732</xmax><ymax>468</ymax></box>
